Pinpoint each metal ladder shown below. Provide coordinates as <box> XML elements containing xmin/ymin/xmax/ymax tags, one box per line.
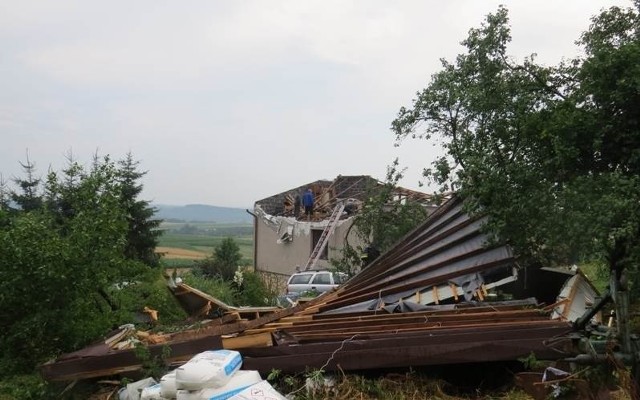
<box><xmin>304</xmin><ymin>202</ymin><xmax>345</xmax><ymax>271</ymax></box>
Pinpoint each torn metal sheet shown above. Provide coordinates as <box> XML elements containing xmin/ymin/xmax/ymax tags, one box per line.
<box><xmin>551</xmin><ymin>273</ymin><xmax>601</xmax><ymax>323</ymax></box>
<box><xmin>318</xmin><ymin>196</ymin><xmax>518</xmax><ymax>314</ymax></box>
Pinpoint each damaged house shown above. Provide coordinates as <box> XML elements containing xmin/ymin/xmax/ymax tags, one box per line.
<box><xmin>251</xmin><ymin>175</ymin><xmax>437</xmax><ymax>276</ymax></box>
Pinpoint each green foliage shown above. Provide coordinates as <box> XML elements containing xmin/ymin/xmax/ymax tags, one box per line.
<box><xmin>518</xmin><ymin>352</ymin><xmax>544</xmax><ymax>371</ymax></box>
<box><xmin>0</xmin><ymin>153</ymin><xmax>165</xmax><ymax>376</ymax></box>
<box><xmin>10</xmin><ymin>155</ymin><xmax>43</xmax><ymax>213</ymax></box>
<box><xmin>110</xmin><ymin>268</ymin><xmax>188</xmax><ymax>325</ymax></box>
<box><xmin>133</xmin><ymin>343</ymin><xmax>171</xmax><ymax>379</ymax></box>
<box><xmin>181</xmin><ymin>273</ymin><xmax>237</xmax><ymax>305</ymax></box>
<box><xmin>233</xmin><ymin>270</ymin><xmax>277</xmax><ymax>306</ymax></box>
<box><xmin>0</xmin><ymin>374</ymin><xmax>54</xmax><ymax>400</ymax></box>
<box><xmin>117</xmin><ymin>153</ymin><xmax>163</xmax><ymax>267</ymax></box>
<box><xmin>267</xmin><ymin>369</ymin><xmax>281</xmax><ymax>382</ymax></box>
<box><xmin>195</xmin><ymin>237</ymin><xmax>242</xmax><ymax>281</ymax></box>
<box><xmin>392</xmin><ymin>5</ymin><xmax>640</xmax><ymax>295</ymax></box>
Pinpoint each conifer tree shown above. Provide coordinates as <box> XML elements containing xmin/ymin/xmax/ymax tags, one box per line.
<box><xmin>117</xmin><ymin>153</ymin><xmax>162</xmax><ymax>266</ymax></box>
<box><xmin>10</xmin><ymin>153</ymin><xmax>42</xmax><ymax>212</ymax></box>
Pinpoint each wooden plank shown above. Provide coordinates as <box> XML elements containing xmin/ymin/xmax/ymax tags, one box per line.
<box><xmin>283</xmin><ymin>317</ymin><xmax>556</xmax><ymax>338</ymax></box>
<box><xmin>222</xmin><ymin>333</ymin><xmax>273</xmax><ymax>349</ymax></box>
<box><xmin>247</xmin><ymin>309</ymin><xmax>547</xmax><ymax>332</ymax></box>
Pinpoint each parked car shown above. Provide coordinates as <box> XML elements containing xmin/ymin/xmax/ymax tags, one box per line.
<box><xmin>286</xmin><ymin>270</ymin><xmax>346</xmax><ymax>295</ymax></box>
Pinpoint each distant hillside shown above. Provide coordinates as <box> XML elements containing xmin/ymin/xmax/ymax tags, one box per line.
<box><xmin>154</xmin><ymin>204</ymin><xmax>253</xmax><ymax>224</ymax></box>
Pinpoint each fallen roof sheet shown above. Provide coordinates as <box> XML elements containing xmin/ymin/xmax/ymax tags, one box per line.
<box><xmin>306</xmin><ymin>196</ymin><xmax>517</xmax><ymax>314</ymax></box>
<box><xmin>241</xmin><ymin>320</ymin><xmax>572</xmax><ymax>375</ymax></box>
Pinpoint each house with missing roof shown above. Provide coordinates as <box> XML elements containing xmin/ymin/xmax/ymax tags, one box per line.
<box><xmin>251</xmin><ymin>175</ymin><xmax>436</xmax><ymax>277</ymax></box>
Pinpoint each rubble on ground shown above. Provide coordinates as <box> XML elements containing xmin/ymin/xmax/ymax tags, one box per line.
<box><xmin>40</xmin><ymin>196</ymin><xmax>602</xmax><ymax>385</ymax></box>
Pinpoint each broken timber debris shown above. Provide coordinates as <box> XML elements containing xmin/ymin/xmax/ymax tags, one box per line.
<box><xmin>40</xmin><ymin>195</ymin><xmax>599</xmax><ymax>382</ymax></box>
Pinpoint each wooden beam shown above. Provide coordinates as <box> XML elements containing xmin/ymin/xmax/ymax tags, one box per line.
<box><xmin>222</xmin><ymin>333</ymin><xmax>273</xmax><ymax>350</ymax></box>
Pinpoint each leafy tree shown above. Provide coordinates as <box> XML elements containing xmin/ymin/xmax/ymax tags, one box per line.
<box><xmin>117</xmin><ymin>153</ymin><xmax>162</xmax><ymax>266</ymax></box>
<box><xmin>196</xmin><ymin>237</ymin><xmax>242</xmax><ymax>281</ymax></box>
<box><xmin>43</xmin><ymin>152</ymin><xmax>85</xmax><ymax>231</ymax></box>
<box><xmin>0</xmin><ymin>157</ymin><xmax>150</xmax><ymax>373</ymax></box>
<box><xmin>392</xmin><ymin>5</ymin><xmax>640</xmax><ymax>292</ymax></box>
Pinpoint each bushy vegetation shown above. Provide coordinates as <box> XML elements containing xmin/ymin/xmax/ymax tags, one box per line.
<box><xmin>0</xmin><ymin>153</ymin><xmax>168</xmax><ymax>385</ymax></box>
<box><xmin>393</xmin><ymin>3</ymin><xmax>640</xmax><ymax>296</ymax></box>
<box><xmin>194</xmin><ymin>236</ymin><xmax>243</xmax><ymax>280</ymax></box>
<box><xmin>0</xmin><ymin>155</ymin><xmax>274</xmax><ymax>398</ymax></box>
<box><xmin>189</xmin><ymin>236</ymin><xmax>278</xmax><ymax>307</ymax></box>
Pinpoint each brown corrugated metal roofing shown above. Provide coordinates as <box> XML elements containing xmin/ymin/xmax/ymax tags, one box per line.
<box><xmin>40</xmin><ymin>195</ymin><xmax>579</xmax><ymax>381</ymax></box>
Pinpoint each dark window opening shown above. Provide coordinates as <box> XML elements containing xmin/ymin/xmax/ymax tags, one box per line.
<box><xmin>311</xmin><ymin>229</ymin><xmax>329</xmax><ymax>260</ymax></box>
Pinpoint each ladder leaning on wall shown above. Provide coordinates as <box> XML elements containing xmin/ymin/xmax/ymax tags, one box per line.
<box><xmin>304</xmin><ymin>202</ymin><xmax>345</xmax><ymax>271</ymax></box>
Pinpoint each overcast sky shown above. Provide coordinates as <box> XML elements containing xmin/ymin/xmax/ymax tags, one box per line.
<box><xmin>0</xmin><ymin>0</ymin><xmax>630</xmax><ymax>207</ymax></box>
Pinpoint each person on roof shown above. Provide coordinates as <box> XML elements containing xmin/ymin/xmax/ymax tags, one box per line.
<box><xmin>293</xmin><ymin>192</ymin><xmax>301</xmax><ymax>219</ymax></box>
<box><xmin>302</xmin><ymin>188</ymin><xmax>314</xmax><ymax>220</ymax></box>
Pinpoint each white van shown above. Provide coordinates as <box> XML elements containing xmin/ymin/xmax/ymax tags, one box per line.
<box><xmin>286</xmin><ymin>270</ymin><xmax>346</xmax><ymax>295</ymax></box>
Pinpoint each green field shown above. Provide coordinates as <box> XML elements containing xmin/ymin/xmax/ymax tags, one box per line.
<box><xmin>157</xmin><ymin>222</ymin><xmax>254</xmax><ymax>266</ymax></box>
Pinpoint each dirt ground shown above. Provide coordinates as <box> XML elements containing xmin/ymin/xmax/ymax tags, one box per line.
<box><xmin>156</xmin><ymin>246</ymin><xmax>208</xmax><ymax>259</ymax></box>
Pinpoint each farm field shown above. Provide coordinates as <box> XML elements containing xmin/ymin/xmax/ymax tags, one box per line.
<box><xmin>157</xmin><ymin>221</ymin><xmax>254</xmax><ymax>267</ymax></box>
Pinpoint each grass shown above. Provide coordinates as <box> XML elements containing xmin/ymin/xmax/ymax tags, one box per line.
<box><xmin>157</xmin><ymin>222</ymin><xmax>254</xmax><ymax>265</ymax></box>
<box><xmin>269</xmin><ymin>369</ymin><xmax>537</xmax><ymax>400</ymax></box>
<box><xmin>579</xmin><ymin>259</ymin><xmax>609</xmax><ymax>294</ymax></box>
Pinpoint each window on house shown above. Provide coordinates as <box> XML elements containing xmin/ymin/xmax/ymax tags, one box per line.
<box><xmin>311</xmin><ymin>229</ymin><xmax>329</xmax><ymax>260</ymax></box>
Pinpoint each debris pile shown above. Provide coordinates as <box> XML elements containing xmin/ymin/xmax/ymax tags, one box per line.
<box><xmin>256</xmin><ymin>175</ymin><xmax>437</xmax><ymax>222</ymax></box>
<box><xmin>40</xmin><ymin>196</ymin><xmax>599</xmax><ymax>383</ymax></box>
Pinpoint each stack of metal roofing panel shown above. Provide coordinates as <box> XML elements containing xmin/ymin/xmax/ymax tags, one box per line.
<box><xmin>237</xmin><ymin>196</ymin><xmax>575</xmax><ymax>374</ymax></box>
<box><xmin>318</xmin><ymin>195</ymin><xmax>519</xmax><ymax>314</ymax></box>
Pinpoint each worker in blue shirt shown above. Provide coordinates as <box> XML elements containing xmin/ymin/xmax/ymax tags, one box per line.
<box><xmin>302</xmin><ymin>188</ymin><xmax>314</xmax><ymax>220</ymax></box>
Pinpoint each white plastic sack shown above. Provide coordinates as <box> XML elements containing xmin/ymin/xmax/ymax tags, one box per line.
<box><xmin>176</xmin><ymin>370</ymin><xmax>261</xmax><ymax>400</ymax></box>
<box><xmin>228</xmin><ymin>380</ymin><xmax>287</xmax><ymax>400</ymax></box>
<box><xmin>175</xmin><ymin>350</ymin><xmax>242</xmax><ymax>390</ymax></box>
<box><xmin>119</xmin><ymin>377</ymin><xmax>158</xmax><ymax>400</ymax></box>
<box><xmin>140</xmin><ymin>383</ymin><xmax>166</xmax><ymax>400</ymax></box>
<box><xmin>160</xmin><ymin>370</ymin><xmax>178</xmax><ymax>398</ymax></box>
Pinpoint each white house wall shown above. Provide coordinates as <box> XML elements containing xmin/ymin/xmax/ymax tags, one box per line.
<box><xmin>254</xmin><ymin>209</ymin><xmax>362</xmax><ymax>276</ymax></box>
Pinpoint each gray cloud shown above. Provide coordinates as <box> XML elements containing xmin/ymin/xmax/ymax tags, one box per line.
<box><xmin>0</xmin><ymin>0</ymin><xmax>630</xmax><ymax>206</ymax></box>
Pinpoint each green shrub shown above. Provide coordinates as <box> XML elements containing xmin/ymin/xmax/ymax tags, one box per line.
<box><xmin>181</xmin><ymin>273</ymin><xmax>237</xmax><ymax>305</ymax></box>
<box><xmin>0</xmin><ymin>374</ymin><xmax>53</xmax><ymax>400</ymax></box>
<box><xmin>110</xmin><ymin>268</ymin><xmax>188</xmax><ymax>326</ymax></box>
<box><xmin>234</xmin><ymin>270</ymin><xmax>277</xmax><ymax>306</ymax></box>
<box><xmin>194</xmin><ymin>237</ymin><xmax>242</xmax><ymax>281</ymax></box>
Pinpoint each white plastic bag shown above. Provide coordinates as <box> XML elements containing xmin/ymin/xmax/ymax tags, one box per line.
<box><xmin>175</xmin><ymin>350</ymin><xmax>242</xmax><ymax>390</ymax></box>
<box><xmin>176</xmin><ymin>370</ymin><xmax>261</xmax><ymax>400</ymax></box>
<box><xmin>140</xmin><ymin>383</ymin><xmax>165</xmax><ymax>400</ymax></box>
<box><xmin>160</xmin><ymin>370</ymin><xmax>178</xmax><ymax>398</ymax></box>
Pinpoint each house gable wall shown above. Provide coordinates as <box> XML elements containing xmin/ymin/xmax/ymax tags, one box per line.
<box><xmin>254</xmin><ymin>216</ymin><xmax>362</xmax><ymax>276</ymax></box>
